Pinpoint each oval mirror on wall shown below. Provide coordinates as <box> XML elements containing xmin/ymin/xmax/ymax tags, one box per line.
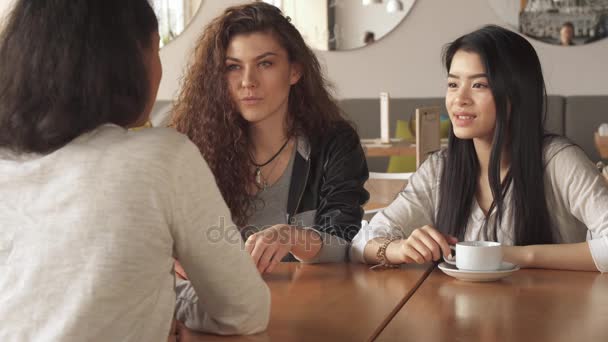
<box><xmin>260</xmin><ymin>0</ymin><xmax>416</xmax><ymax>51</ymax></box>
<box><xmin>150</xmin><ymin>0</ymin><xmax>204</xmax><ymax>48</ymax></box>
<box><xmin>488</xmin><ymin>0</ymin><xmax>608</xmax><ymax>46</ymax></box>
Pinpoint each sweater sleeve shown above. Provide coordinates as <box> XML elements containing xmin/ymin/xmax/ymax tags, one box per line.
<box><xmin>293</xmin><ymin>229</ymin><xmax>350</xmax><ymax>264</ymax></box>
<box><xmin>350</xmin><ymin>153</ymin><xmax>441</xmax><ymax>264</ymax></box>
<box><xmin>169</xmin><ymin>139</ymin><xmax>270</xmax><ymax>334</ymax></box>
<box><xmin>549</xmin><ymin>145</ymin><xmax>608</xmax><ymax>272</ymax></box>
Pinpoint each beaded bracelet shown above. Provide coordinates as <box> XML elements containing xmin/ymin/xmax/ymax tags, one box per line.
<box><xmin>370</xmin><ymin>237</ymin><xmax>401</xmax><ymax>270</ymax></box>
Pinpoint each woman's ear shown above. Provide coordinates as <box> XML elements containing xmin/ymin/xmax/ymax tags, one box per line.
<box><xmin>289</xmin><ymin>63</ymin><xmax>303</xmax><ymax>85</ymax></box>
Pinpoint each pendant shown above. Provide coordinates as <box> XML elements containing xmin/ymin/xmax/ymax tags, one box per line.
<box><xmin>255</xmin><ymin>167</ymin><xmax>262</xmax><ymax>186</ymax></box>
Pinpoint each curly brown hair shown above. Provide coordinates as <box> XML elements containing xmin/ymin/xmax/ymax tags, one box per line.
<box><xmin>171</xmin><ymin>2</ymin><xmax>348</xmax><ymax>227</ymax></box>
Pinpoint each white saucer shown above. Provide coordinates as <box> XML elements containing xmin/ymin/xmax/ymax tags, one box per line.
<box><xmin>438</xmin><ymin>262</ymin><xmax>520</xmax><ymax>282</ymax></box>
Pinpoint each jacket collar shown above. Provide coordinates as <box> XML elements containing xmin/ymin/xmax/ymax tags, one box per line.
<box><xmin>295</xmin><ymin>134</ymin><xmax>311</xmax><ymax>161</ymax></box>
<box><xmin>287</xmin><ymin>135</ymin><xmax>311</xmax><ymax>219</ymax></box>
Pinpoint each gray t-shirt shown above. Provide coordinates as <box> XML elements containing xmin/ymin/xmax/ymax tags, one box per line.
<box><xmin>245</xmin><ymin>146</ymin><xmax>296</xmax><ymax>233</ymax></box>
<box><xmin>243</xmin><ymin>137</ymin><xmax>351</xmax><ymax>263</ymax></box>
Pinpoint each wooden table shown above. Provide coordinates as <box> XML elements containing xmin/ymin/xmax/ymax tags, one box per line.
<box><xmin>362</xmin><ymin>141</ymin><xmax>416</xmax><ymax>157</ymax></box>
<box><xmin>180</xmin><ymin>263</ymin><xmax>434</xmax><ymax>342</ymax></box>
<box><xmin>376</xmin><ymin>267</ymin><xmax>608</xmax><ymax>342</ymax></box>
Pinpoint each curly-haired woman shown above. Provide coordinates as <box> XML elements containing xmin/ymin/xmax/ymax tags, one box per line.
<box><xmin>172</xmin><ymin>2</ymin><xmax>369</xmax><ymax>274</ymax></box>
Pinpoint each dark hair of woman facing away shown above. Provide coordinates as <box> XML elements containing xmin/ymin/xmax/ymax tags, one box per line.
<box><xmin>0</xmin><ymin>0</ymin><xmax>158</xmax><ymax>154</ymax></box>
<box><xmin>172</xmin><ymin>2</ymin><xmax>348</xmax><ymax>227</ymax></box>
<box><xmin>436</xmin><ymin>25</ymin><xmax>554</xmax><ymax>246</ymax></box>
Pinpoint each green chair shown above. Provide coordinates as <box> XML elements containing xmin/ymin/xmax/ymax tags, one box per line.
<box><xmin>386</xmin><ymin>119</ymin><xmax>416</xmax><ymax>173</ymax></box>
<box><xmin>386</xmin><ymin>116</ymin><xmax>451</xmax><ymax>173</ymax></box>
<box><xmin>439</xmin><ymin>114</ymin><xmax>451</xmax><ymax>138</ymax></box>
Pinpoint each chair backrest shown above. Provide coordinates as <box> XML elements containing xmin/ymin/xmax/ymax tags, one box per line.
<box><xmin>415</xmin><ymin>106</ymin><xmax>441</xmax><ymax>168</ymax></box>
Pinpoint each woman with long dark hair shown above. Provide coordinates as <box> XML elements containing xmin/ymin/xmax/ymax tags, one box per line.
<box><xmin>172</xmin><ymin>2</ymin><xmax>369</xmax><ymax>274</ymax></box>
<box><xmin>0</xmin><ymin>1</ymin><xmax>269</xmax><ymax>340</ymax></box>
<box><xmin>351</xmin><ymin>25</ymin><xmax>608</xmax><ymax>272</ymax></box>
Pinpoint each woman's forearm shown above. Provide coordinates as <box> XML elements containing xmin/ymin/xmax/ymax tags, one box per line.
<box><xmin>503</xmin><ymin>242</ymin><xmax>597</xmax><ymax>272</ymax></box>
<box><xmin>363</xmin><ymin>238</ymin><xmax>403</xmax><ymax>264</ymax></box>
<box><xmin>289</xmin><ymin>227</ymin><xmax>323</xmax><ymax>261</ymax></box>
<box><xmin>363</xmin><ymin>238</ymin><xmax>385</xmax><ymax>264</ymax></box>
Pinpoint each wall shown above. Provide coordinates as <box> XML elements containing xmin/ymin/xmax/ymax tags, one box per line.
<box><xmin>284</xmin><ymin>0</ymin><xmax>329</xmax><ymax>50</ymax></box>
<box><xmin>487</xmin><ymin>0</ymin><xmax>520</xmax><ymax>28</ymax></box>
<box><xmin>0</xmin><ymin>0</ymin><xmax>15</xmax><ymax>24</ymax></box>
<box><xmin>157</xmin><ymin>0</ymin><xmax>608</xmax><ymax>101</ymax></box>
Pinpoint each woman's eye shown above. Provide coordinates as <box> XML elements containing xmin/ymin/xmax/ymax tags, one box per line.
<box><xmin>447</xmin><ymin>82</ymin><xmax>458</xmax><ymax>88</ymax></box>
<box><xmin>259</xmin><ymin>61</ymin><xmax>272</xmax><ymax>68</ymax></box>
<box><xmin>226</xmin><ymin>64</ymin><xmax>240</xmax><ymax>71</ymax></box>
<box><xmin>473</xmin><ymin>83</ymin><xmax>489</xmax><ymax>89</ymax></box>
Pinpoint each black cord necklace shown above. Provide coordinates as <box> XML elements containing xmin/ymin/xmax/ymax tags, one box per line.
<box><xmin>251</xmin><ymin>138</ymin><xmax>290</xmax><ymax>188</ymax></box>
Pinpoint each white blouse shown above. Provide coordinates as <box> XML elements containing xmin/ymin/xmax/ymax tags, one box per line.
<box><xmin>351</xmin><ymin>137</ymin><xmax>608</xmax><ymax>272</ymax></box>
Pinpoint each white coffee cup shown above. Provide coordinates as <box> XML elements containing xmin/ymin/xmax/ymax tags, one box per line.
<box><xmin>445</xmin><ymin>241</ymin><xmax>503</xmax><ymax>271</ymax></box>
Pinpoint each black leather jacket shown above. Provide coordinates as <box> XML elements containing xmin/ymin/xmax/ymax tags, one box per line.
<box><xmin>286</xmin><ymin>122</ymin><xmax>369</xmax><ymax>243</ymax></box>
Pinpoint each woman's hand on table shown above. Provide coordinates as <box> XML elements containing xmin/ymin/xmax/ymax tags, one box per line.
<box><xmin>245</xmin><ymin>224</ymin><xmax>295</xmax><ymax>274</ymax></box>
<box><xmin>386</xmin><ymin>225</ymin><xmax>457</xmax><ymax>264</ymax></box>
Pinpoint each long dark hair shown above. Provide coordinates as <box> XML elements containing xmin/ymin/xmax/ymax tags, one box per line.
<box><xmin>436</xmin><ymin>25</ymin><xmax>554</xmax><ymax>246</ymax></box>
<box><xmin>172</xmin><ymin>2</ymin><xmax>346</xmax><ymax>226</ymax></box>
<box><xmin>0</xmin><ymin>0</ymin><xmax>158</xmax><ymax>154</ymax></box>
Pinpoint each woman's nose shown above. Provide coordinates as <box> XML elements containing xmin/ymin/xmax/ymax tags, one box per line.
<box><xmin>454</xmin><ymin>88</ymin><xmax>472</xmax><ymax>106</ymax></box>
<box><xmin>241</xmin><ymin>67</ymin><xmax>258</xmax><ymax>89</ymax></box>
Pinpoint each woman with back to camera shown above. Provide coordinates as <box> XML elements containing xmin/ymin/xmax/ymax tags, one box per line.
<box><xmin>0</xmin><ymin>1</ymin><xmax>269</xmax><ymax>341</ymax></box>
<box><xmin>350</xmin><ymin>25</ymin><xmax>608</xmax><ymax>272</ymax></box>
<box><xmin>172</xmin><ymin>2</ymin><xmax>369</xmax><ymax>274</ymax></box>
